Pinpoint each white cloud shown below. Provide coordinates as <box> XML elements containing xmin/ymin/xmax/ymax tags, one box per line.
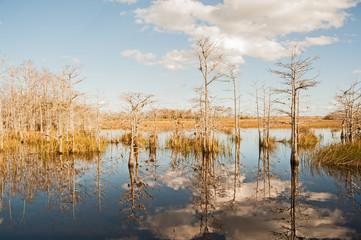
<box><xmin>61</xmin><ymin>56</ymin><xmax>81</xmax><ymax>63</ymax></box>
<box><xmin>119</xmin><ymin>11</ymin><xmax>126</xmax><ymax>16</ymax></box>
<box><xmin>0</xmin><ymin>21</ymin><xmax>2</xmax><ymax>25</ymax></box>
<box><xmin>160</xmin><ymin>49</ymin><xmax>194</xmax><ymax>70</ymax></box>
<box><xmin>121</xmin><ymin>48</ymin><xmax>195</xmax><ymax>70</ymax></box>
<box><xmin>134</xmin><ymin>0</ymin><xmax>360</xmax><ymax>61</ymax></box>
<box><xmin>104</xmin><ymin>0</ymin><xmax>137</xmax><ymax>4</ymax></box>
<box><xmin>352</xmin><ymin>69</ymin><xmax>361</xmax><ymax>74</ymax></box>
<box><xmin>121</xmin><ymin>49</ymin><xmax>156</xmax><ymax>66</ymax></box>
<box><xmin>296</xmin><ymin>36</ymin><xmax>339</xmax><ymax>49</ymax></box>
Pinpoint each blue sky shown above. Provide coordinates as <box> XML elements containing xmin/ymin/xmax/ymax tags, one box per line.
<box><xmin>0</xmin><ymin>0</ymin><xmax>360</xmax><ymax>115</ymax></box>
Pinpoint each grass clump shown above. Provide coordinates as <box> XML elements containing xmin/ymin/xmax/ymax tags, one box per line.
<box><xmin>120</xmin><ymin>132</ymin><xmax>148</xmax><ymax>147</ymax></box>
<box><xmin>313</xmin><ymin>141</ymin><xmax>361</xmax><ymax>167</ymax></box>
<box><xmin>298</xmin><ymin>128</ymin><xmax>319</xmax><ymax>148</ymax></box>
<box><xmin>166</xmin><ymin>133</ymin><xmax>231</xmax><ymax>157</ymax></box>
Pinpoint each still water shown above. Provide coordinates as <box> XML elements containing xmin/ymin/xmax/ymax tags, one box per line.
<box><xmin>0</xmin><ymin>129</ymin><xmax>360</xmax><ymax>240</ymax></box>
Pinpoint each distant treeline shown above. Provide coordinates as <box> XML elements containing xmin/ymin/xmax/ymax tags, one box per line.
<box><xmin>104</xmin><ymin>106</ymin><xmax>248</xmax><ymax>120</ymax></box>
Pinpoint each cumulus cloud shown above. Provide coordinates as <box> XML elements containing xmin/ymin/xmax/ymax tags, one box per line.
<box><xmin>104</xmin><ymin>0</ymin><xmax>137</xmax><ymax>4</ymax></box>
<box><xmin>61</xmin><ymin>56</ymin><xmax>81</xmax><ymax>63</ymax></box>
<box><xmin>352</xmin><ymin>69</ymin><xmax>361</xmax><ymax>74</ymax></box>
<box><xmin>119</xmin><ymin>11</ymin><xmax>127</xmax><ymax>16</ymax></box>
<box><xmin>133</xmin><ymin>0</ymin><xmax>359</xmax><ymax>66</ymax></box>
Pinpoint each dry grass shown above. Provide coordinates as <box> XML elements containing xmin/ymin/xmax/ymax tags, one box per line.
<box><xmin>102</xmin><ymin>117</ymin><xmax>341</xmax><ymax>130</ymax></box>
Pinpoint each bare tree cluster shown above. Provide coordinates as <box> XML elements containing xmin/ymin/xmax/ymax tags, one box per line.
<box><xmin>337</xmin><ymin>80</ymin><xmax>361</xmax><ymax>143</ymax></box>
<box><xmin>0</xmin><ymin>60</ymin><xmax>102</xmax><ymax>153</ymax></box>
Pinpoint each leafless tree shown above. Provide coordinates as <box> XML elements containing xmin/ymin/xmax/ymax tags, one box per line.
<box><xmin>271</xmin><ymin>47</ymin><xmax>319</xmax><ymax>161</ymax></box>
<box><xmin>194</xmin><ymin>37</ymin><xmax>223</xmax><ymax>153</ymax></box>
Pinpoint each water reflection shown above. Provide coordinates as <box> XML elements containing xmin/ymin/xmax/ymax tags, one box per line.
<box><xmin>0</xmin><ymin>129</ymin><xmax>359</xmax><ymax>239</ymax></box>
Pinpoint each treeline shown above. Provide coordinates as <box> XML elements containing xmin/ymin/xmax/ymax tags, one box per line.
<box><xmin>0</xmin><ymin>60</ymin><xmax>104</xmax><ymax>153</ymax></box>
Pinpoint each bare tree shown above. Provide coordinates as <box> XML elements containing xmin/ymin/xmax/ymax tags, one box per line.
<box><xmin>194</xmin><ymin>37</ymin><xmax>223</xmax><ymax>153</ymax></box>
<box><xmin>271</xmin><ymin>47</ymin><xmax>319</xmax><ymax>161</ymax></box>
<box><xmin>223</xmin><ymin>64</ymin><xmax>241</xmax><ymax>141</ymax></box>
<box><xmin>121</xmin><ymin>92</ymin><xmax>154</xmax><ymax>167</ymax></box>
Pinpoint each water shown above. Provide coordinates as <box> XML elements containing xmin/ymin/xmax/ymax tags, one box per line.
<box><xmin>0</xmin><ymin>129</ymin><xmax>360</xmax><ymax>240</ymax></box>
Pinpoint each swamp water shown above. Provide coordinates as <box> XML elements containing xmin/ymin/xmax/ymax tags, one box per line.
<box><xmin>0</xmin><ymin>129</ymin><xmax>360</xmax><ymax>240</ymax></box>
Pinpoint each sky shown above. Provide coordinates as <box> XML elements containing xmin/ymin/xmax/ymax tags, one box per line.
<box><xmin>0</xmin><ymin>0</ymin><xmax>360</xmax><ymax>116</ymax></box>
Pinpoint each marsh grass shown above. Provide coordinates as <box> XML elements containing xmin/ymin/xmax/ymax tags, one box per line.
<box><xmin>313</xmin><ymin>141</ymin><xmax>361</xmax><ymax>167</ymax></box>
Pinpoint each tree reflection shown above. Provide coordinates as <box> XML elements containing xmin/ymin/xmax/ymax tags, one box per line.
<box><xmin>310</xmin><ymin>163</ymin><xmax>361</xmax><ymax>213</ymax></box>
<box><xmin>256</xmin><ymin>146</ymin><xmax>273</xmax><ymax>202</ymax></box>
<box><xmin>0</xmin><ymin>149</ymin><xmax>98</xmax><ymax>221</ymax></box>
<box><xmin>290</xmin><ymin>153</ymin><xmax>299</xmax><ymax>240</ymax></box>
<box><xmin>191</xmin><ymin>153</ymin><xmax>223</xmax><ymax>239</ymax></box>
<box><xmin>118</xmin><ymin>147</ymin><xmax>156</xmax><ymax>224</ymax></box>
